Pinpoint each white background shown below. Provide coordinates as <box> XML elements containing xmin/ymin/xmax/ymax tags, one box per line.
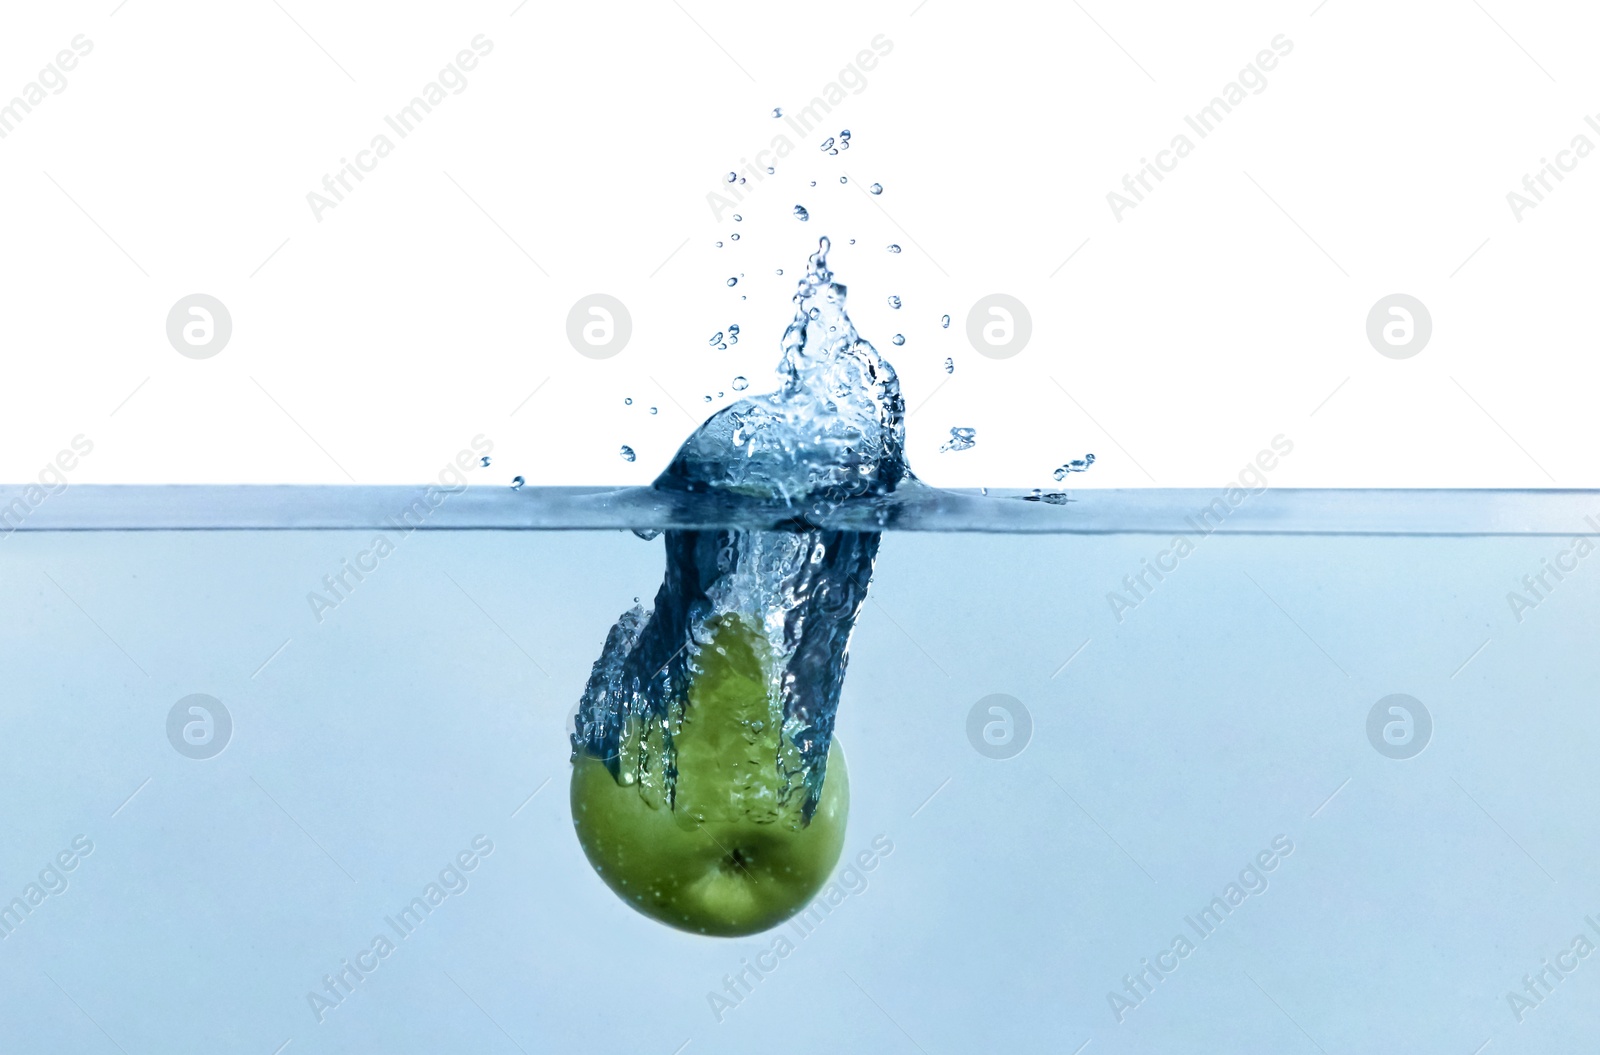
<box><xmin>0</xmin><ymin>0</ymin><xmax>1595</xmax><ymax>489</ymax></box>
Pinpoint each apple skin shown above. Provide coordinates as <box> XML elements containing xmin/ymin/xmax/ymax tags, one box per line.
<box><xmin>571</xmin><ymin>615</ymin><xmax>849</xmax><ymax>937</ymax></box>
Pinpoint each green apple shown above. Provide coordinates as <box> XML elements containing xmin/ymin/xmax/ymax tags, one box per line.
<box><xmin>570</xmin><ymin>614</ymin><xmax>848</xmax><ymax>936</ymax></box>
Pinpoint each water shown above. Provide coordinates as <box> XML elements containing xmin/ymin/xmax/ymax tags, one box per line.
<box><xmin>1055</xmin><ymin>453</ymin><xmax>1096</xmax><ymax>480</ymax></box>
<box><xmin>2</xmin><ymin>496</ymin><xmax>1598</xmax><ymax>1053</ymax></box>
<box><xmin>573</xmin><ymin>238</ymin><xmax>906</xmax><ymax>835</ymax></box>
<box><xmin>6</xmin><ymin>222</ymin><xmax>1600</xmax><ymax>1046</ymax></box>
<box><xmin>941</xmin><ymin>427</ymin><xmax>977</xmax><ymax>453</ymax></box>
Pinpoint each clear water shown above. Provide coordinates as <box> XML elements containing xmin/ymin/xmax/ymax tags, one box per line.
<box><xmin>1</xmin><ymin>493</ymin><xmax>1598</xmax><ymax>1052</ymax></box>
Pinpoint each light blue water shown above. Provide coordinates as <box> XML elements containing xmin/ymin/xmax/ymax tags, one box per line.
<box><xmin>1</xmin><ymin>517</ymin><xmax>1597</xmax><ymax>1053</ymax></box>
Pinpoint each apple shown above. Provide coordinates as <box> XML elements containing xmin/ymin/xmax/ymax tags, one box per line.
<box><xmin>570</xmin><ymin>614</ymin><xmax>849</xmax><ymax>936</ymax></box>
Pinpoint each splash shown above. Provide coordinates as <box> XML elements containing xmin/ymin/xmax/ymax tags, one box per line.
<box><xmin>572</xmin><ymin>238</ymin><xmax>907</xmax><ymax>820</ymax></box>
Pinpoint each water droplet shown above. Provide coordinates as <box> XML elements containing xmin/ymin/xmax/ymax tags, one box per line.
<box><xmin>732</xmin><ymin>376</ymin><xmax>749</xmax><ymax>390</ymax></box>
<box><xmin>848</xmin><ymin>239</ymin><xmax>856</xmax><ymax>245</ymax></box>
<box><xmin>727</xmin><ymin>277</ymin><xmax>738</xmax><ymax>286</ymax></box>
<box><xmin>775</xmin><ymin>268</ymin><xmax>784</xmax><ymax>275</ymax></box>
<box><xmin>891</xmin><ymin>334</ymin><xmax>905</xmax><ymax>345</ymax></box>
<box><xmin>766</xmin><ymin>166</ymin><xmax>775</xmax><ymax>174</ymax></box>
<box><xmin>709</xmin><ymin>332</ymin><xmax>723</xmax><ymax>345</ymax></box>
<box><xmin>888</xmin><ymin>295</ymin><xmax>902</xmax><ymax>309</ymax></box>
<box><xmin>737</xmin><ymin>177</ymin><xmax>746</xmax><ymax>184</ymax></box>
<box><xmin>870</xmin><ymin>182</ymin><xmax>883</xmax><ymax>195</ymax></box>
<box><xmin>480</xmin><ymin>455</ymin><xmax>491</xmax><ymax>466</ymax></box>
<box><xmin>819</xmin><ymin>137</ymin><xmax>835</xmax><ymax>151</ymax></box>
<box><xmin>940</xmin><ymin>427</ymin><xmax>977</xmax><ymax>453</ymax></box>
<box><xmin>887</xmin><ymin>244</ymin><xmax>902</xmax><ymax>253</ymax></box>
<box><xmin>944</xmin><ymin>358</ymin><xmax>955</xmax><ymax>374</ymax></box>
<box><xmin>725</xmin><ymin>171</ymin><xmax>737</xmax><ymax>183</ymax></box>
<box><xmin>510</xmin><ymin>476</ymin><xmax>525</xmax><ymax>490</ymax></box>
<box><xmin>717</xmin><ymin>391</ymin><xmax>724</xmax><ymax>398</ymax></box>
<box><xmin>715</xmin><ymin>241</ymin><xmax>723</xmax><ymax>248</ymax></box>
<box><xmin>620</xmin><ymin>446</ymin><xmax>636</xmax><ymax>462</ymax></box>
<box><xmin>1052</xmin><ymin>453</ymin><xmax>1097</xmax><ymax>481</ymax></box>
<box><xmin>730</xmin><ymin>233</ymin><xmax>740</xmax><ymax>240</ymax></box>
<box><xmin>839</xmin><ymin>176</ymin><xmax>848</xmax><ymax>184</ymax></box>
<box><xmin>623</xmin><ymin>398</ymin><xmax>632</xmax><ymax>406</ymax></box>
<box><xmin>839</xmin><ymin>129</ymin><xmax>851</xmax><ymax>138</ymax></box>
<box><xmin>941</xmin><ymin>314</ymin><xmax>951</xmax><ymax>328</ymax></box>
<box><xmin>772</xmin><ymin>107</ymin><xmax>783</xmax><ymax>118</ymax></box>
<box><xmin>704</xmin><ymin>395</ymin><xmax>713</xmax><ymax>403</ymax></box>
<box><xmin>828</xmin><ymin>148</ymin><xmax>839</xmax><ymax>156</ymax></box>
<box><xmin>649</xmin><ymin>407</ymin><xmax>658</xmax><ymax>415</ymax></box>
<box><xmin>717</xmin><ymin>342</ymin><xmax>727</xmax><ymax>350</ymax></box>
<box><xmin>733</xmin><ymin>214</ymin><xmax>742</xmax><ymax>222</ymax></box>
<box><xmin>809</xmin><ymin>181</ymin><xmax>817</xmax><ymax>187</ymax></box>
<box><xmin>793</xmin><ymin>204</ymin><xmax>809</xmax><ymax>222</ymax></box>
<box><xmin>728</xmin><ymin>324</ymin><xmax>740</xmax><ymax>335</ymax></box>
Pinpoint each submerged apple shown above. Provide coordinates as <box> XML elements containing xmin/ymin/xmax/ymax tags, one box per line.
<box><xmin>570</xmin><ymin>614</ymin><xmax>848</xmax><ymax>936</ymax></box>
